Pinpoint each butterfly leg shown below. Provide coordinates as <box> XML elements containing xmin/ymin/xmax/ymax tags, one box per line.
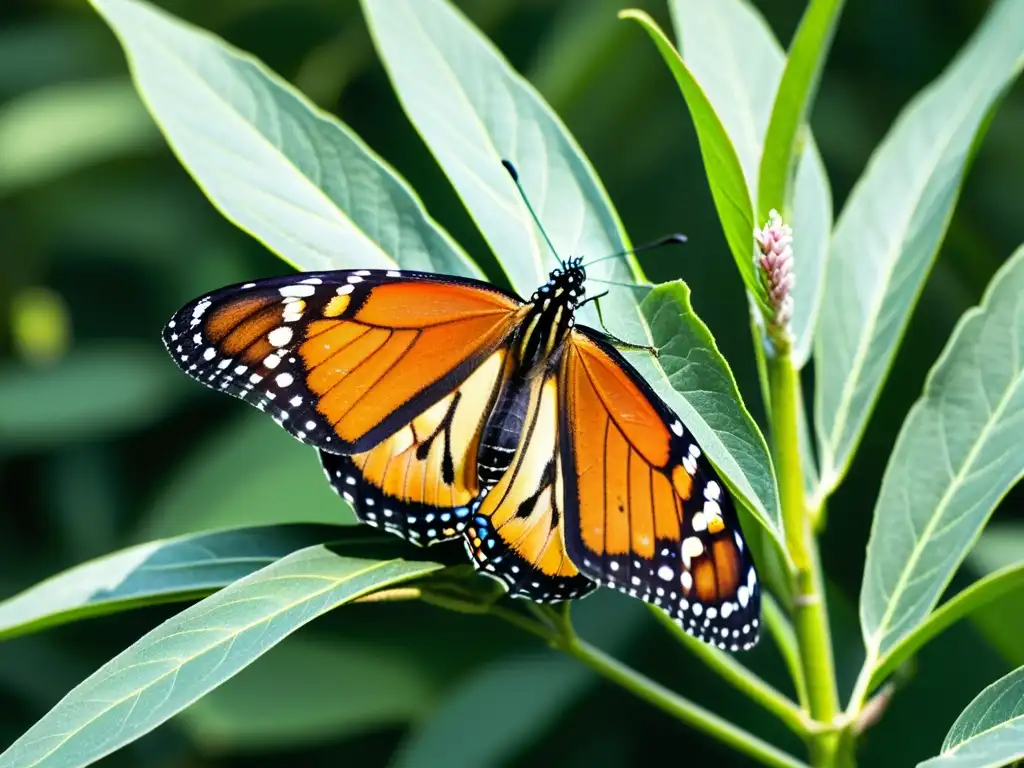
<box><xmin>592</xmin><ymin>295</ymin><xmax>660</xmax><ymax>358</ymax></box>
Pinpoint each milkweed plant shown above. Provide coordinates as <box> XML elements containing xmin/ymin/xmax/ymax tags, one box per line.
<box><xmin>0</xmin><ymin>0</ymin><xmax>1022</xmax><ymax>767</ymax></box>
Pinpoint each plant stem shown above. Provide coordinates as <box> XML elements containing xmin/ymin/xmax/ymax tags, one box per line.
<box><xmin>763</xmin><ymin>592</ymin><xmax>809</xmax><ymax>710</ymax></box>
<box><xmin>768</xmin><ymin>349</ymin><xmax>841</xmax><ymax>761</ymax></box>
<box><xmin>561</xmin><ymin>636</ymin><xmax>810</xmax><ymax>768</ymax></box>
<box><xmin>649</xmin><ymin>606</ymin><xmax>809</xmax><ymax>736</ymax></box>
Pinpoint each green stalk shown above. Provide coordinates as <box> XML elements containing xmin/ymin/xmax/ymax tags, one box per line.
<box><xmin>768</xmin><ymin>349</ymin><xmax>841</xmax><ymax>763</ymax></box>
<box><xmin>561</xmin><ymin>637</ymin><xmax>810</xmax><ymax>768</ymax></box>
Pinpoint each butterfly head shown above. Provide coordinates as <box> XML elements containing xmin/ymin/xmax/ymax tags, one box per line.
<box><xmin>535</xmin><ymin>256</ymin><xmax>586</xmax><ymax>309</ymax></box>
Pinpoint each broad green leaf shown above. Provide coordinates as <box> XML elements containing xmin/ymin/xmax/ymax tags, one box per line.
<box><xmin>361</xmin><ymin>0</ymin><xmax>782</xmax><ymax>546</ymax></box>
<box><xmin>134</xmin><ymin>413</ymin><xmax>354</xmax><ymax>541</ymax></box>
<box><xmin>755</xmin><ymin>0</ymin><xmax>843</xmax><ymax>224</ymax></box>
<box><xmin>867</xmin><ymin>561</ymin><xmax>1024</xmax><ymax>692</ymax></box>
<box><xmin>361</xmin><ymin>0</ymin><xmax>629</xmax><ymax>298</ymax></box>
<box><xmin>179</xmin><ymin>637</ymin><xmax>438</xmax><ymax>751</ymax></box>
<box><xmin>0</xmin><ymin>546</ymin><xmax>442</xmax><ymax>768</ymax></box>
<box><xmin>0</xmin><ymin>524</ymin><xmax>360</xmax><ymax>641</ymax></box>
<box><xmin>617</xmin><ymin>9</ymin><xmax>768</xmax><ymax>315</ymax></box>
<box><xmin>670</xmin><ymin>0</ymin><xmax>833</xmax><ymax>363</ymax></box>
<box><xmin>0</xmin><ymin>344</ymin><xmax>188</xmax><ymax>452</ymax></box>
<box><xmin>815</xmin><ymin>0</ymin><xmax>1024</xmax><ymax>496</ymax></box>
<box><xmin>860</xmin><ymin>244</ymin><xmax>1024</xmax><ymax>678</ymax></box>
<box><xmin>918</xmin><ymin>666</ymin><xmax>1024</xmax><ymax>768</ymax></box>
<box><xmin>89</xmin><ymin>0</ymin><xmax>480</xmax><ymax>277</ymax></box>
<box><xmin>0</xmin><ymin>77</ymin><xmax>159</xmax><ymax>195</ymax></box>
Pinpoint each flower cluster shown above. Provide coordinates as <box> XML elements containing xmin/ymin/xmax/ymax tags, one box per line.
<box><xmin>754</xmin><ymin>208</ymin><xmax>794</xmax><ymax>348</ymax></box>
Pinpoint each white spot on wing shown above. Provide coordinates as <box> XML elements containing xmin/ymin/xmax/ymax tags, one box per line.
<box><xmin>268</xmin><ymin>327</ymin><xmax>293</xmax><ymax>347</ymax></box>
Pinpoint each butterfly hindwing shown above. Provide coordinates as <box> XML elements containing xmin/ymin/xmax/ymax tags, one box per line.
<box><xmin>317</xmin><ymin>347</ymin><xmax>512</xmax><ymax>546</ymax></box>
<box><xmin>559</xmin><ymin>327</ymin><xmax>760</xmax><ymax>649</ymax></box>
<box><xmin>467</xmin><ymin>372</ymin><xmax>596</xmax><ymax>603</ymax></box>
<box><xmin>162</xmin><ymin>269</ymin><xmax>524</xmax><ymax>454</ymax></box>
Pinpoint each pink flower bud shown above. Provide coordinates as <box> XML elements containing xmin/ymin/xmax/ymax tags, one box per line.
<box><xmin>754</xmin><ymin>209</ymin><xmax>795</xmax><ymax>347</ymax></box>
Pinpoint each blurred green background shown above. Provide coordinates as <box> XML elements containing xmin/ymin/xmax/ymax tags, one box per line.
<box><xmin>1</xmin><ymin>0</ymin><xmax>1022</xmax><ymax>765</ymax></box>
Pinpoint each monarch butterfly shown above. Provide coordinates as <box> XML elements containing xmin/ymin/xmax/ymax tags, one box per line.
<box><xmin>161</xmin><ymin>162</ymin><xmax>760</xmax><ymax>651</ymax></box>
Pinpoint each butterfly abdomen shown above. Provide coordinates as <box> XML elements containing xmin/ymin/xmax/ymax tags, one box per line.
<box><xmin>476</xmin><ymin>377</ymin><xmax>532</xmax><ymax>487</ymax></box>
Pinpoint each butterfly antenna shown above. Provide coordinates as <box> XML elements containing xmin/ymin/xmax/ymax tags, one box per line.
<box><xmin>586</xmin><ymin>278</ymin><xmax>656</xmax><ymax>292</ymax></box>
<box><xmin>580</xmin><ymin>233</ymin><xmax>688</xmax><ymax>269</ymax></box>
<box><xmin>501</xmin><ymin>159</ymin><xmax>563</xmax><ymax>267</ymax></box>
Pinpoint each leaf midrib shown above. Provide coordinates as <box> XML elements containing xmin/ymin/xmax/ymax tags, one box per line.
<box><xmin>822</xmin><ymin>58</ymin><xmax>998</xmax><ymax>480</ymax></box>
<box><xmin>867</xmin><ymin>357</ymin><xmax>1024</xmax><ymax>658</ymax></box>
<box><xmin>7</xmin><ymin>559</ymin><xmax>399</xmax><ymax>768</ymax></box>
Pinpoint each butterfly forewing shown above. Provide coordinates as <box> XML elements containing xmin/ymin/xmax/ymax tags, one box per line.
<box><xmin>559</xmin><ymin>327</ymin><xmax>760</xmax><ymax>649</ymax></box>
<box><xmin>162</xmin><ymin>269</ymin><xmax>524</xmax><ymax>454</ymax></box>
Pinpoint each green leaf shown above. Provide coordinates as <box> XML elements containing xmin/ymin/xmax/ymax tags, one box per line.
<box><xmin>617</xmin><ymin>8</ymin><xmax>768</xmax><ymax>315</ymax></box>
<box><xmin>0</xmin><ymin>77</ymin><xmax>159</xmax><ymax>195</ymax></box>
<box><xmin>917</xmin><ymin>666</ymin><xmax>1024</xmax><ymax>768</ymax></box>
<box><xmin>0</xmin><ymin>546</ymin><xmax>442</xmax><ymax>768</ymax></box>
<box><xmin>814</xmin><ymin>0</ymin><xmax>1024</xmax><ymax>496</ymax></box>
<box><xmin>361</xmin><ymin>0</ymin><xmax>782</xmax><ymax>546</ymax></box>
<box><xmin>88</xmin><ymin>0</ymin><xmax>480</xmax><ymax>277</ymax></box>
<box><xmin>755</xmin><ymin>0</ymin><xmax>843</xmax><ymax>224</ymax></box>
<box><xmin>669</xmin><ymin>0</ymin><xmax>833</xmax><ymax>368</ymax></box>
<box><xmin>641</xmin><ymin>282</ymin><xmax>785</xmax><ymax>548</ymax></box>
<box><xmin>179</xmin><ymin>637</ymin><xmax>438</xmax><ymax>752</ymax></box>
<box><xmin>860</xmin><ymin>244</ymin><xmax>1024</xmax><ymax>682</ymax></box>
<box><xmin>0</xmin><ymin>344</ymin><xmax>188</xmax><ymax>452</ymax></box>
<box><xmin>0</xmin><ymin>524</ymin><xmax>361</xmax><ymax>642</ymax></box>
<box><xmin>134</xmin><ymin>413</ymin><xmax>354</xmax><ymax>541</ymax></box>
<box><xmin>867</xmin><ymin>561</ymin><xmax>1024</xmax><ymax>693</ymax></box>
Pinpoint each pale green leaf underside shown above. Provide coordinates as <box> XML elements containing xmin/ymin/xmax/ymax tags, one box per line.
<box><xmin>861</xmin><ymin>244</ymin><xmax>1024</xmax><ymax>668</ymax></box>
<box><xmin>0</xmin><ymin>524</ymin><xmax>342</xmax><ymax>642</ymax></box>
<box><xmin>815</xmin><ymin>0</ymin><xmax>1024</xmax><ymax>495</ymax></box>
<box><xmin>0</xmin><ymin>547</ymin><xmax>441</xmax><ymax>768</ymax></box>
<box><xmin>363</xmin><ymin>0</ymin><xmax>781</xmax><ymax>543</ymax></box>
<box><xmin>89</xmin><ymin>0</ymin><xmax>480</xmax><ymax>278</ymax></box>
<box><xmin>670</xmin><ymin>0</ymin><xmax>832</xmax><ymax>369</ymax></box>
<box><xmin>917</xmin><ymin>666</ymin><xmax>1024</xmax><ymax>767</ymax></box>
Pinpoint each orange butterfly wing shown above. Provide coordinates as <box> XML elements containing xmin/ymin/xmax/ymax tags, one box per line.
<box><xmin>317</xmin><ymin>346</ymin><xmax>511</xmax><ymax>547</ymax></box>
<box><xmin>163</xmin><ymin>269</ymin><xmax>525</xmax><ymax>454</ymax></box>
<box><xmin>559</xmin><ymin>327</ymin><xmax>760</xmax><ymax>649</ymax></box>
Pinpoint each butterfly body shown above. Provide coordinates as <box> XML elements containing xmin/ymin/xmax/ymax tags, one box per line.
<box><xmin>163</xmin><ymin>258</ymin><xmax>761</xmax><ymax>650</ymax></box>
